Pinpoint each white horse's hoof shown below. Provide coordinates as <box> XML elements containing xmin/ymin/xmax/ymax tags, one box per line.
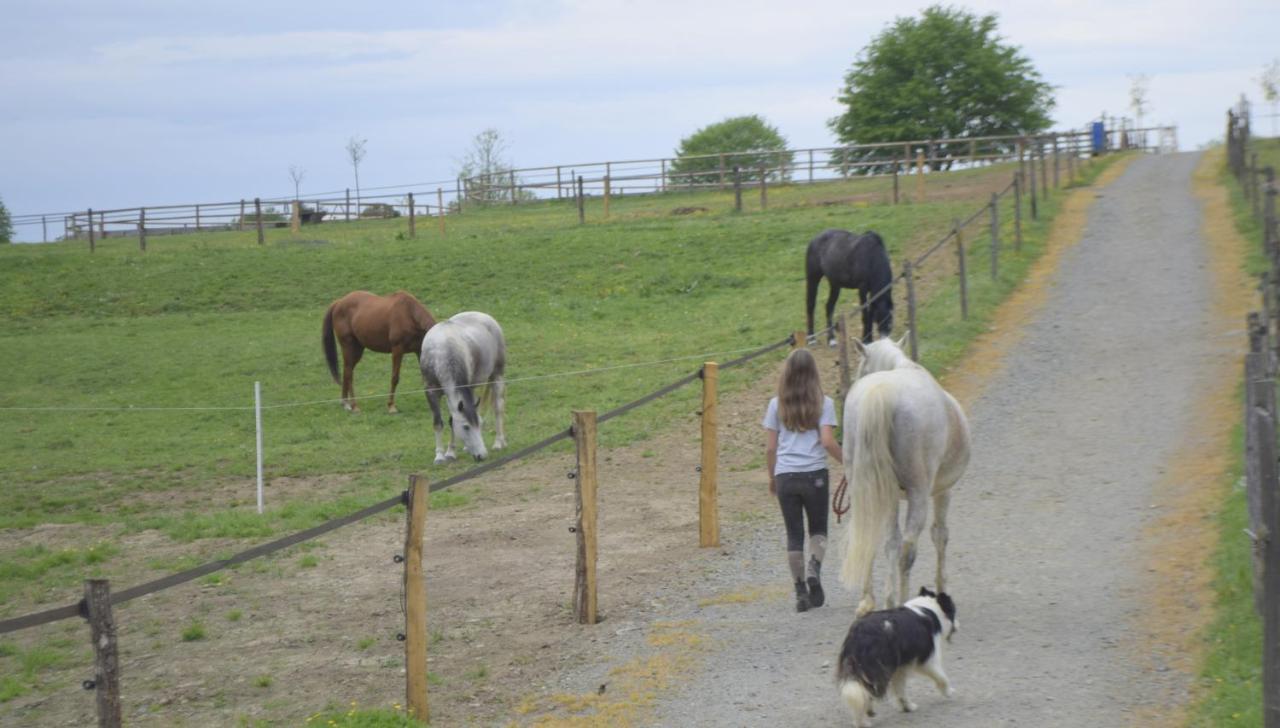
<box><xmin>943</xmin><ymin>686</ymin><xmax>955</xmax><ymax>699</ymax></box>
<box><xmin>387</xmin><ymin>404</ymin><xmax>399</xmax><ymax>414</ymax></box>
<box><xmin>855</xmin><ymin>598</ymin><xmax>875</xmax><ymax>619</ymax></box>
<box><xmin>828</xmin><ymin>339</ymin><xmax>837</xmax><ymax>348</ymax></box>
<box><xmin>493</xmin><ymin>439</ymin><xmax>506</xmax><ymax>451</ymax></box>
<box><xmin>901</xmin><ymin>700</ymin><xmax>918</xmax><ymax>713</ymax></box>
<box><xmin>433</xmin><ymin>454</ymin><xmax>447</xmax><ymax>465</ymax></box>
<box><xmin>444</xmin><ymin>452</ymin><xmax>457</xmax><ymax>462</ymax></box>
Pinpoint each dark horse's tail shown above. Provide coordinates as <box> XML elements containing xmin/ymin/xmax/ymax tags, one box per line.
<box><xmin>322</xmin><ymin>305</ymin><xmax>341</xmax><ymax>385</ymax></box>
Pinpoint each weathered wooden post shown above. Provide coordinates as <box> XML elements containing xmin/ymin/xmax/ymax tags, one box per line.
<box><xmin>403</xmin><ymin>474</ymin><xmax>429</xmax><ymax>723</ymax></box>
<box><xmin>254</xmin><ymin>198</ymin><xmax>264</xmax><ymax>245</ymax></box>
<box><xmin>84</xmin><ymin>579</ymin><xmax>122</xmax><ymax>728</ymax></box>
<box><xmin>456</xmin><ymin>177</ymin><xmax>463</xmax><ymax>213</ymax></box>
<box><xmin>42</xmin><ymin>215</ymin><xmax>47</xmax><ymax>243</ymax></box>
<box><xmin>556</xmin><ymin>166</ymin><xmax>563</xmax><ymax>199</ymax></box>
<box><xmin>699</xmin><ymin>363</ymin><xmax>719</xmax><ymax>548</ymax></box>
<box><xmin>719</xmin><ymin>153</ymin><xmax>727</xmax><ymax>190</ymax></box>
<box><xmin>1029</xmin><ymin>152</ymin><xmax>1039</xmax><ymax>220</ymax></box>
<box><xmin>1039</xmin><ymin>138</ymin><xmax>1049</xmax><ymax>199</ymax></box>
<box><xmin>603</xmin><ymin>176</ymin><xmax>611</xmax><ymax>219</ymax></box>
<box><xmin>733</xmin><ymin>166</ymin><xmax>742</xmax><ymax>213</ymax></box>
<box><xmin>892</xmin><ymin>159</ymin><xmax>900</xmax><ymax>205</ymax></box>
<box><xmin>955</xmin><ymin>221</ymin><xmax>968</xmax><ymax>320</ymax></box>
<box><xmin>407</xmin><ymin>193</ymin><xmax>416</xmax><ymax>238</ymax></box>
<box><xmin>837</xmin><ymin>313</ymin><xmax>852</xmax><ymax>400</ymax></box>
<box><xmin>1052</xmin><ymin>137</ymin><xmax>1060</xmax><ymax>189</ymax></box>
<box><xmin>577</xmin><ymin>176</ymin><xmax>585</xmax><ymax>225</ymax></box>
<box><xmin>915</xmin><ymin>148</ymin><xmax>925</xmax><ymax>203</ymax></box>
<box><xmin>437</xmin><ymin>188</ymin><xmax>446</xmax><ymax>237</ymax></box>
<box><xmin>509</xmin><ymin>170</ymin><xmax>517</xmax><ymax>206</ymax></box>
<box><xmin>195</xmin><ymin>204</ymin><xmax>201</xmax><ymax>232</ymax></box>
<box><xmin>573</xmin><ymin>410</ymin><xmax>599</xmax><ymax>624</ymax></box>
<box><xmin>239</xmin><ymin>199</ymin><xmax>246</xmax><ymax>231</ymax></box>
<box><xmin>138</xmin><ymin>208</ymin><xmax>146</xmax><ymax>252</ymax></box>
<box><xmin>345</xmin><ymin>188</ymin><xmax>351</xmax><ymax>222</ymax></box>
<box><xmin>904</xmin><ymin>260</ymin><xmax>918</xmax><ymax>361</ymax></box>
<box><xmin>808</xmin><ymin>149</ymin><xmax>814</xmax><ymax>183</ymax></box>
<box><xmin>290</xmin><ymin>201</ymin><xmax>301</xmax><ymax>234</ymax></box>
<box><xmin>759</xmin><ymin>166</ymin><xmax>768</xmax><ymax>210</ymax></box>
<box><xmin>1014</xmin><ymin>173</ymin><xmax>1023</xmax><ymax>251</ymax></box>
<box><xmin>989</xmin><ymin>192</ymin><xmax>1000</xmax><ymax>280</ymax></box>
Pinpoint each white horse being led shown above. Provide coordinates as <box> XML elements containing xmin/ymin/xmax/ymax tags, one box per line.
<box><xmin>419</xmin><ymin>311</ymin><xmax>507</xmax><ymax>463</ymax></box>
<box><xmin>840</xmin><ymin>335</ymin><xmax>970</xmax><ymax>618</ymax></box>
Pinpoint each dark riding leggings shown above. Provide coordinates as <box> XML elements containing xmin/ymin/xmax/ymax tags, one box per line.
<box><xmin>776</xmin><ymin>469</ymin><xmax>829</xmax><ymax>551</ymax></box>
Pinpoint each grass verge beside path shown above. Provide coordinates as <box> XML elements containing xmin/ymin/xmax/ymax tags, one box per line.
<box><xmin>1189</xmin><ymin>141</ymin><xmax>1277</xmax><ymax>725</ymax></box>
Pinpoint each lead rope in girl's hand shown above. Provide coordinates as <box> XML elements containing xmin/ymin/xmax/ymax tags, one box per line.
<box><xmin>833</xmin><ymin>474</ymin><xmax>850</xmax><ymax>523</ymax></box>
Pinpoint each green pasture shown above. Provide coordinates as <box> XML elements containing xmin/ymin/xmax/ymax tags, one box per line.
<box><xmin>0</xmin><ymin>155</ymin><xmax>1118</xmax><ymax>714</ymax></box>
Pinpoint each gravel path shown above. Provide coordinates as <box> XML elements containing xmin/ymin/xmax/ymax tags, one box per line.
<box><xmin>642</xmin><ymin>152</ymin><xmax>1212</xmax><ymax>727</ymax></box>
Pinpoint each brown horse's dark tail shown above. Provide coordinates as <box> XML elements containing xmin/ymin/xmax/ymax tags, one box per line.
<box><xmin>322</xmin><ymin>305</ymin><xmax>341</xmax><ymax>384</ymax></box>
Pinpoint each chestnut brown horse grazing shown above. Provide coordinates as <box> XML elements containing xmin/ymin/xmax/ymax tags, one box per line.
<box><xmin>322</xmin><ymin>291</ymin><xmax>437</xmax><ymax>413</ymax></box>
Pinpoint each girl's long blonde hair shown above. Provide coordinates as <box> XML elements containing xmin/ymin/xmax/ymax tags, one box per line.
<box><xmin>776</xmin><ymin>348</ymin><xmax>823</xmax><ymax>431</ymax></box>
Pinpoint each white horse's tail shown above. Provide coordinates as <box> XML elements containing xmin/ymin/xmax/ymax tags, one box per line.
<box><xmin>840</xmin><ymin>382</ymin><xmax>900</xmax><ymax>588</ymax></box>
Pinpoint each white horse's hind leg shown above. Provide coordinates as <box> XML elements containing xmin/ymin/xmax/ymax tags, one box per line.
<box><xmin>882</xmin><ymin>503</ymin><xmax>902</xmax><ymax>608</ymax></box>
<box><xmin>491</xmin><ymin>376</ymin><xmax>507</xmax><ymax>450</ymax></box>
<box><xmin>931</xmin><ymin>490</ymin><xmax>952</xmax><ymax>593</ymax></box>
<box><xmin>898</xmin><ymin>485</ymin><xmax>930</xmax><ymax>606</ymax></box>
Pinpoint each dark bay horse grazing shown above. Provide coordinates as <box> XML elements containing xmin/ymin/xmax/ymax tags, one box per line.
<box><xmin>322</xmin><ymin>290</ymin><xmax>437</xmax><ymax>413</ymax></box>
<box><xmin>420</xmin><ymin>311</ymin><xmax>507</xmax><ymax>463</ymax></box>
<box><xmin>805</xmin><ymin>229</ymin><xmax>894</xmax><ymax>346</ymax></box>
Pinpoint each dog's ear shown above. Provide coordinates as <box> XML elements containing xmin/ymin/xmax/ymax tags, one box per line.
<box><xmin>936</xmin><ymin>592</ymin><xmax>956</xmax><ymax>621</ymax></box>
<box><xmin>918</xmin><ymin>586</ymin><xmax>936</xmax><ymax>598</ymax></box>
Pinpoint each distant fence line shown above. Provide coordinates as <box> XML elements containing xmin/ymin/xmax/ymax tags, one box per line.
<box><xmin>9</xmin><ymin>121</ymin><xmax>1174</xmax><ymax>247</ymax></box>
<box><xmin>0</xmin><ymin>138</ymin><xmax>1112</xmax><ymax>725</ymax></box>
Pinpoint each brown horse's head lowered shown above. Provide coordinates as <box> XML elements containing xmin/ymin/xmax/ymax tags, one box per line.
<box><xmin>321</xmin><ymin>290</ymin><xmax>437</xmax><ymax>413</ymax></box>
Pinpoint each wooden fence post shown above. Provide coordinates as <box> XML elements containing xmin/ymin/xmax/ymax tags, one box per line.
<box><xmin>989</xmin><ymin>192</ymin><xmax>1000</xmax><ymax>280</ymax></box>
<box><xmin>1052</xmin><ymin>137</ymin><xmax>1060</xmax><ymax>189</ymax></box>
<box><xmin>345</xmin><ymin>188</ymin><xmax>351</xmax><ymax>222</ymax></box>
<box><xmin>239</xmin><ymin>199</ymin><xmax>245</xmax><ymax>231</ymax></box>
<box><xmin>577</xmin><ymin>176</ymin><xmax>585</xmax><ymax>225</ymax></box>
<box><xmin>719</xmin><ymin>153</ymin><xmax>727</xmax><ymax>190</ymax></box>
<box><xmin>792</xmin><ymin>330</ymin><xmax>806</xmax><ymax>348</ymax></box>
<box><xmin>892</xmin><ymin>159</ymin><xmax>900</xmax><ymax>204</ymax></box>
<box><xmin>573</xmin><ymin>410</ymin><xmax>599</xmax><ymax>624</ymax></box>
<box><xmin>138</xmin><ymin>208</ymin><xmax>146</xmax><ymax>252</ymax></box>
<box><xmin>759</xmin><ymin>166</ymin><xmax>768</xmax><ymax>210</ymax></box>
<box><xmin>1014</xmin><ymin>173</ymin><xmax>1023</xmax><ymax>251</ymax></box>
<box><xmin>556</xmin><ymin>166</ymin><xmax>563</xmax><ymax>199</ymax></box>
<box><xmin>254</xmin><ymin>198</ymin><xmax>264</xmax><ymax>245</ymax></box>
<box><xmin>407</xmin><ymin>193</ymin><xmax>416</xmax><ymax>238</ymax></box>
<box><xmin>42</xmin><ymin>215</ymin><xmax>47</xmax><ymax>243</ymax></box>
<box><xmin>1252</xmin><ymin>153</ymin><xmax>1262</xmax><ymax>221</ymax></box>
<box><xmin>87</xmin><ymin>208</ymin><xmax>95</xmax><ymax>253</ymax></box>
<box><xmin>290</xmin><ymin>201</ymin><xmax>300</xmax><ymax>234</ymax></box>
<box><xmin>1029</xmin><ymin>152</ymin><xmax>1039</xmax><ymax>220</ymax></box>
<box><xmin>456</xmin><ymin>177</ymin><xmax>463</xmax><ymax>213</ymax></box>
<box><xmin>84</xmin><ymin>579</ymin><xmax>122</xmax><ymax>728</ymax></box>
<box><xmin>404</xmin><ymin>474</ymin><xmax>429</xmax><ymax>723</ymax></box>
<box><xmin>904</xmin><ymin>259</ymin><xmax>918</xmax><ymax>361</ymax></box>
<box><xmin>1067</xmin><ymin>140</ymin><xmax>1076</xmax><ymax>184</ymax></box>
<box><xmin>955</xmin><ymin>221</ymin><xmax>968</xmax><ymax>320</ymax></box>
<box><xmin>1039</xmin><ymin>138</ymin><xmax>1049</xmax><ymax>200</ymax></box>
<box><xmin>837</xmin><ymin>313</ymin><xmax>852</xmax><ymax>400</ymax></box>
<box><xmin>603</xmin><ymin>176</ymin><xmax>611</xmax><ymax>219</ymax></box>
<box><xmin>509</xmin><ymin>170</ymin><xmax>517</xmax><ymax>206</ymax></box>
<box><xmin>733</xmin><ymin>167</ymin><xmax>742</xmax><ymax>213</ymax></box>
<box><xmin>699</xmin><ymin>363</ymin><xmax>719</xmax><ymax>548</ymax></box>
<box><xmin>915</xmin><ymin>149</ymin><xmax>925</xmax><ymax>203</ymax></box>
<box><xmin>437</xmin><ymin>188</ymin><xmax>446</xmax><ymax>237</ymax></box>
<box><xmin>808</xmin><ymin>149</ymin><xmax>814</xmax><ymax>183</ymax></box>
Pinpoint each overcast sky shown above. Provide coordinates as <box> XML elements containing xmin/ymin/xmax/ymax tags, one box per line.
<box><xmin>3</xmin><ymin>0</ymin><xmax>1277</xmax><ymax>239</ymax></box>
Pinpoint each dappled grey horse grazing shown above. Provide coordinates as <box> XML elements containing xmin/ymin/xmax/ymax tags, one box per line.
<box><xmin>805</xmin><ymin>229</ymin><xmax>894</xmax><ymax>346</ymax></box>
<box><xmin>419</xmin><ymin>312</ymin><xmax>508</xmax><ymax>463</ymax></box>
<box><xmin>840</xmin><ymin>336</ymin><xmax>969</xmax><ymax>618</ymax></box>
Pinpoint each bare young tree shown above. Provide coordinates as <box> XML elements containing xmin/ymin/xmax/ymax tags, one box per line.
<box><xmin>288</xmin><ymin>165</ymin><xmax>306</xmax><ymax>202</ymax></box>
<box><xmin>345</xmin><ymin>136</ymin><xmax>368</xmax><ymax>210</ymax></box>
<box><xmin>1261</xmin><ymin>59</ymin><xmax>1280</xmax><ymax>136</ymax></box>
<box><xmin>457</xmin><ymin>129</ymin><xmax>516</xmax><ymax>205</ymax></box>
<box><xmin>1129</xmin><ymin>74</ymin><xmax>1150</xmax><ymax>130</ymax></box>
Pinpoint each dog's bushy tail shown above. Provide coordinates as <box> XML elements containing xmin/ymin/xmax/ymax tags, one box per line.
<box><xmin>839</xmin><ymin>677</ymin><xmax>873</xmax><ymax>724</ymax></box>
<box><xmin>840</xmin><ymin>380</ymin><xmax>900</xmax><ymax>588</ymax></box>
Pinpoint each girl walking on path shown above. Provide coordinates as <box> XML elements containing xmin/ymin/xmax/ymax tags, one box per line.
<box><xmin>763</xmin><ymin>348</ymin><xmax>843</xmax><ymax>612</ymax></box>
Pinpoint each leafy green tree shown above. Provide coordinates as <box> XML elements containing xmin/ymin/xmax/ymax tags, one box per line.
<box><xmin>668</xmin><ymin>115</ymin><xmax>792</xmax><ymax>186</ymax></box>
<box><xmin>829</xmin><ymin>6</ymin><xmax>1054</xmax><ymax>171</ymax></box>
<box><xmin>0</xmin><ymin>196</ymin><xmax>12</xmax><ymax>244</ymax></box>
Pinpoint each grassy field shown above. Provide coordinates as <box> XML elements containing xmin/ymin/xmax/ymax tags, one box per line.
<box><xmin>0</xmin><ymin>154</ymin><xmax>1118</xmax><ymax>717</ymax></box>
<box><xmin>1190</xmin><ymin>137</ymin><xmax>1279</xmax><ymax>726</ymax></box>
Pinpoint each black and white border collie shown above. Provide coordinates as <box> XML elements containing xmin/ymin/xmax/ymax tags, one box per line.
<box><xmin>835</xmin><ymin>587</ymin><xmax>957</xmax><ymax>727</ymax></box>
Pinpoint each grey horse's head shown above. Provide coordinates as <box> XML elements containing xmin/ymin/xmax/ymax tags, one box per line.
<box><xmin>450</xmin><ymin>387</ymin><xmax>487</xmax><ymax>461</ymax></box>
<box><xmin>852</xmin><ymin>333</ymin><xmax>911</xmax><ymax>378</ymax></box>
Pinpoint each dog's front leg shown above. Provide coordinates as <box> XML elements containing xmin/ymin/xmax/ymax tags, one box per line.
<box><xmin>920</xmin><ymin>655</ymin><xmax>954</xmax><ymax>698</ymax></box>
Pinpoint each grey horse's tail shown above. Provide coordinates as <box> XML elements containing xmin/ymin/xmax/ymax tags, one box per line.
<box><xmin>841</xmin><ymin>380</ymin><xmax>900</xmax><ymax>588</ymax></box>
<box><xmin>322</xmin><ymin>304</ymin><xmax>340</xmax><ymax>385</ymax></box>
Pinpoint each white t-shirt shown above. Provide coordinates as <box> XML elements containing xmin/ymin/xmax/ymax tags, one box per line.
<box><xmin>762</xmin><ymin>396</ymin><xmax>837</xmax><ymax>475</ymax></box>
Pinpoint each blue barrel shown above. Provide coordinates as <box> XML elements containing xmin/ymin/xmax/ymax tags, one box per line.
<box><xmin>1091</xmin><ymin>121</ymin><xmax>1106</xmax><ymax>153</ymax></box>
